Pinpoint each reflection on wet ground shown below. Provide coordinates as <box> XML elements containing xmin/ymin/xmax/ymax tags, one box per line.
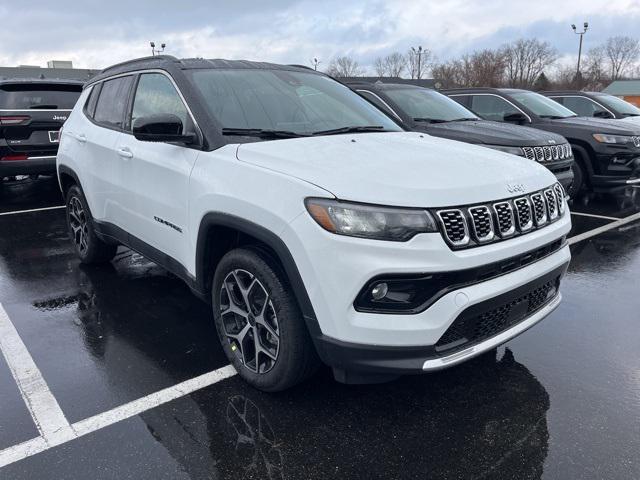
<box><xmin>0</xmin><ymin>178</ymin><xmax>639</xmax><ymax>479</ymax></box>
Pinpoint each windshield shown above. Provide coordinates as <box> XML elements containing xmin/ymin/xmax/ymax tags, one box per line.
<box><xmin>509</xmin><ymin>91</ymin><xmax>576</xmax><ymax>119</ymax></box>
<box><xmin>189</xmin><ymin>69</ymin><xmax>402</xmax><ymax>135</ymax></box>
<box><xmin>596</xmin><ymin>94</ymin><xmax>640</xmax><ymax>116</ymax></box>
<box><xmin>385</xmin><ymin>87</ymin><xmax>478</xmax><ymax>122</ymax></box>
<box><xmin>0</xmin><ymin>84</ymin><xmax>82</xmax><ymax>109</ymax></box>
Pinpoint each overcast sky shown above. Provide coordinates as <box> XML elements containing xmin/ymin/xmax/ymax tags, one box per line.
<box><xmin>1</xmin><ymin>0</ymin><xmax>639</xmax><ymax>73</ymax></box>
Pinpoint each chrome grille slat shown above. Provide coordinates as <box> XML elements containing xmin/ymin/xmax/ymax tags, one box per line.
<box><xmin>544</xmin><ymin>188</ymin><xmax>558</xmax><ymax>220</ymax></box>
<box><xmin>437</xmin><ymin>209</ymin><xmax>470</xmax><ymax>247</ymax></box>
<box><xmin>531</xmin><ymin>193</ymin><xmax>548</xmax><ymax>226</ymax></box>
<box><xmin>493</xmin><ymin>201</ymin><xmax>515</xmax><ymax>237</ymax></box>
<box><xmin>513</xmin><ymin>197</ymin><xmax>533</xmax><ymax>232</ymax></box>
<box><xmin>468</xmin><ymin>206</ymin><xmax>494</xmax><ymax>242</ymax></box>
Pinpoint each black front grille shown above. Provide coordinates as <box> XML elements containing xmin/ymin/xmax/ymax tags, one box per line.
<box><xmin>435</xmin><ymin>274</ymin><xmax>562</xmax><ymax>353</ymax></box>
<box><xmin>437</xmin><ymin>210</ymin><xmax>468</xmax><ymax>245</ymax></box>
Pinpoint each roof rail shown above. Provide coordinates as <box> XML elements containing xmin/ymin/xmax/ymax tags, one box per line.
<box><xmin>99</xmin><ymin>55</ymin><xmax>179</xmax><ymax>74</ymax></box>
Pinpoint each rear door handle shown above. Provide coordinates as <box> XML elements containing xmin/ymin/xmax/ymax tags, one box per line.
<box><xmin>117</xmin><ymin>147</ymin><xmax>133</xmax><ymax>159</ymax></box>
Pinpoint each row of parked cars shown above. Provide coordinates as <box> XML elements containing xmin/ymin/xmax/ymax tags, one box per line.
<box><xmin>4</xmin><ymin>55</ymin><xmax>640</xmax><ymax>391</ymax></box>
<box><xmin>3</xmin><ymin>73</ymin><xmax>640</xmax><ymax>200</ymax></box>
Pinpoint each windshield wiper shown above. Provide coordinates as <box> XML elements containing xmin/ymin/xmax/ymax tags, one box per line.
<box><xmin>221</xmin><ymin>128</ymin><xmax>309</xmax><ymax>139</ymax></box>
<box><xmin>539</xmin><ymin>115</ymin><xmax>575</xmax><ymax>119</ymax></box>
<box><xmin>413</xmin><ymin>117</ymin><xmax>449</xmax><ymax>123</ymax></box>
<box><xmin>312</xmin><ymin>125</ymin><xmax>386</xmax><ymax>136</ymax></box>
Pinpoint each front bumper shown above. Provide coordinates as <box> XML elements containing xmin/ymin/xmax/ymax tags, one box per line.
<box><xmin>0</xmin><ymin>156</ymin><xmax>56</xmax><ymax>176</ymax></box>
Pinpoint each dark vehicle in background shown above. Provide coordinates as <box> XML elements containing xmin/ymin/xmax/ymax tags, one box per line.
<box><xmin>0</xmin><ymin>79</ymin><xmax>83</xmax><ymax>182</ymax></box>
<box><xmin>444</xmin><ymin>88</ymin><xmax>640</xmax><ymax>198</ymax></box>
<box><xmin>542</xmin><ymin>91</ymin><xmax>640</xmax><ymax>124</ymax></box>
<box><xmin>347</xmin><ymin>81</ymin><xmax>574</xmax><ymax>191</ymax></box>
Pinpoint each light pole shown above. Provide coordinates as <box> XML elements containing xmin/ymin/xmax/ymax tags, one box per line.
<box><xmin>571</xmin><ymin>22</ymin><xmax>588</xmax><ymax>78</ymax></box>
<box><xmin>150</xmin><ymin>41</ymin><xmax>166</xmax><ymax>56</ymax></box>
<box><xmin>411</xmin><ymin>46</ymin><xmax>424</xmax><ymax>79</ymax></box>
<box><xmin>311</xmin><ymin>58</ymin><xmax>321</xmax><ymax>71</ymax></box>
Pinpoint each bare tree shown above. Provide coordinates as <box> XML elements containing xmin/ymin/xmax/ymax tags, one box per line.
<box><xmin>326</xmin><ymin>56</ymin><xmax>364</xmax><ymax>77</ymax></box>
<box><xmin>373</xmin><ymin>57</ymin><xmax>387</xmax><ymax>76</ymax></box>
<box><xmin>432</xmin><ymin>49</ymin><xmax>505</xmax><ymax>88</ymax></box>
<box><xmin>502</xmin><ymin>38</ymin><xmax>558</xmax><ymax>88</ymax></box>
<box><xmin>604</xmin><ymin>36</ymin><xmax>640</xmax><ymax>80</ymax></box>
<box><xmin>407</xmin><ymin>47</ymin><xmax>434</xmax><ymax>79</ymax></box>
<box><xmin>384</xmin><ymin>52</ymin><xmax>407</xmax><ymax>77</ymax></box>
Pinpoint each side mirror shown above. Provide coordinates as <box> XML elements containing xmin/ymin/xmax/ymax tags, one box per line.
<box><xmin>503</xmin><ymin>112</ymin><xmax>528</xmax><ymax>124</ymax></box>
<box><xmin>132</xmin><ymin>114</ymin><xmax>196</xmax><ymax>144</ymax></box>
<box><xmin>593</xmin><ymin>110</ymin><xmax>614</xmax><ymax>119</ymax></box>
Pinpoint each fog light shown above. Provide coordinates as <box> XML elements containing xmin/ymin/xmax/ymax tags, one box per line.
<box><xmin>371</xmin><ymin>282</ymin><xmax>389</xmax><ymax>300</ymax></box>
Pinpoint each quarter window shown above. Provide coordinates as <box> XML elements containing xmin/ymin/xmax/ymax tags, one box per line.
<box><xmin>93</xmin><ymin>76</ymin><xmax>133</xmax><ymax>129</ymax></box>
<box><xmin>131</xmin><ymin>73</ymin><xmax>190</xmax><ymax>133</ymax></box>
<box><xmin>469</xmin><ymin>95</ymin><xmax>520</xmax><ymax>122</ymax></box>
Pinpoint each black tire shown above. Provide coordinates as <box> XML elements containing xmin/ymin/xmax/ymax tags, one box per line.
<box><xmin>212</xmin><ymin>247</ymin><xmax>320</xmax><ymax>392</ymax></box>
<box><xmin>65</xmin><ymin>184</ymin><xmax>117</xmax><ymax>264</ymax></box>
<box><xmin>568</xmin><ymin>156</ymin><xmax>586</xmax><ymax>199</ymax></box>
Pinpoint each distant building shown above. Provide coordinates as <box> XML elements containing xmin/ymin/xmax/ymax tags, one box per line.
<box><xmin>47</xmin><ymin>60</ymin><xmax>74</xmax><ymax>69</ymax></box>
<box><xmin>0</xmin><ymin>61</ymin><xmax>99</xmax><ymax>82</ymax></box>
<box><xmin>603</xmin><ymin>80</ymin><xmax>640</xmax><ymax>107</ymax></box>
<box><xmin>338</xmin><ymin>76</ymin><xmax>436</xmax><ymax>88</ymax></box>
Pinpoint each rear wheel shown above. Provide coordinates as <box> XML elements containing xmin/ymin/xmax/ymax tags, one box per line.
<box><xmin>212</xmin><ymin>248</ymin><xmax>319</xmax><ymax>391</ymax></box>
<box><xmin>65</xmin><ymin>185</ymin><xmax>117</xmax><ymax>264</ymax></box>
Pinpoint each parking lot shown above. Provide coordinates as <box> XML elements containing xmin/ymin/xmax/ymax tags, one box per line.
<box><xmin>0</xmin><ymin>176</ymin><xmax>638</xmax><ymax>479</ymax></box>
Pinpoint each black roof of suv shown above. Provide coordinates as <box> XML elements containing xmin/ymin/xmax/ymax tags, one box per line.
<box><xmin>0</xmin><ymin>78</ymin><xmax>83</xmax><ymax>179</ymax></box>
<box><xmin>443</xmin><ymin>87</ymin><xmax>640</xmax><ymax>196</ymax></box>
<box><xmin>541</xmin><ymin>90</ymin><xmax>640</xmax><ymax>120</ymax></box>
<box><xmin>346</xmin><ymin>82</ymin><xmax>574</xmax><ymax>190</ymax></box>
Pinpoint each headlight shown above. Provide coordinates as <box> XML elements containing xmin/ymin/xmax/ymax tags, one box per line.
<box><xmin>592</xmin><ymin>133</ymin><xmax>635</xmax><ymax>145</ymax></box>
<box><xmin>482</xmin><ymin>144</ymin><xmax>524</xmax><ymax>156</ymax></box>
<box><xmin>305</xmin><ymin>198</ymin><xmax>438</xmax><ymax>241</ymax></box>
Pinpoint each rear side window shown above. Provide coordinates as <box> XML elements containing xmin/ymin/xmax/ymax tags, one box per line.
<box><xmin>559</xmin><ymin>96</ymin><xmax>608</xmax><ymax>117</ymax></box>
<box><xmin>131</xmin><ymin>73</ymin><xmax>190</xmax><ymax>132</ymax></box>
<box><xmin>469</xmin><ymin>95</ymin><xmax>520</xmax><ymax>122</ymax></box>
<box><xmin>0</xmin><ymin>83</ymin><xmax>82</xmax><ymax>109</ymax></box>
<box><xmin>93</xmin><ymin>76</ymin><xmax>133</xmax><ymax>129</ymax></box>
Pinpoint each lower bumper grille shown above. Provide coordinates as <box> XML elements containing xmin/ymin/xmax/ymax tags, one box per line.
<box><xmin>435</xmin><ymin>270</ymin><xmax>564</xmax><ymax>353</ymax></box>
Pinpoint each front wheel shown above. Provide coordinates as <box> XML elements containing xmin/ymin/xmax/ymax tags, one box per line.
<box><xmin>65</xmin><ymin>185</ymin><xmax>117</xmax><ymax>264</ymax></box>
<box><xmin>212</xmin><ymin>248</ymin><xmax>319</xmax><ymax>391</ymax></box>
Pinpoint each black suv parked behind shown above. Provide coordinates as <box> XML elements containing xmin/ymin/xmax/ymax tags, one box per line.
<box><xmin>542</xmin><ymin>90</ymin><xmax>640</xmax><ymax>121</ymax></box>
<box><xmin>347</xmin><ymin>82</ymin><xmax>574</xmax><ymax>191</ymax></box>
<box><xmin>444</xmin><ymin>88</ymin><xmax>640</xmax><ymax>197</ymax></box>
<box><xmin>0</xmin><ymin>79</ymin><xmax>83</xmax><ymax>181</ymax></box>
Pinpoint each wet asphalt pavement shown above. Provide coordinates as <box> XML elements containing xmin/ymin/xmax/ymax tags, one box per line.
<box><xmin>0</xmin><ymin>176</ymin><xmax>639</xmax><ymax>480</ymax></box>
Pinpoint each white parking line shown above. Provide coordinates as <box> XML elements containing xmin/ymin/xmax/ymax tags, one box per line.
<box><xmin>0</xmin><ymin>357</ymin><xmax>237</xmax><ymax>468</ymax></box>
<box><xmin>568</xmin><ymin>212</ymin><xmax>640</xmax><ymax>245</ymax></box>
<box><xmin>570</xmin><ymin>211</ymin><xmax>619</xmax><ymax>221</ymax></box>
<box><xmin>0</xmin><ymin>205</ymin><xmax>65</xmax><ymax>217</ymax></box>
<box><xmin>0</xmin><ymin>304</ymin><xmax>72</xmax><ymax>444</ymax></box>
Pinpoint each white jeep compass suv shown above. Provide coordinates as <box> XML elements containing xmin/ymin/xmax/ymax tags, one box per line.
<box><xmin>57</xmin><ymin>56</ymin><xmax>571</xmax><ymax>391</ymax></box>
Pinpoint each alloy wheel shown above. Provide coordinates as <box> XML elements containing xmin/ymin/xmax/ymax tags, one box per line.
<box><xmin>219</xmin><ymin>269</ymin><xmax>280</xmax><ymax>374</ymax></box>
<box><xmin>68</xmin><ymin>196</ymin><xmax>89</xmax><ymax>255</ymax></box>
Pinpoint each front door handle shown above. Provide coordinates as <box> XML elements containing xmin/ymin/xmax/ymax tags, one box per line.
<box><xmin>117</xmin><ymin>147</ymin><xmax>133</xmax><ymax>159</ymax></box>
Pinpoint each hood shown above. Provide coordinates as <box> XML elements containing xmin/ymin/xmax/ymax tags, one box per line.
<box><xmin>235</xmin><ymin>132</ymin><xmax>556</xmax><ymax>208</ymax></box>
<box><xmin>419</xmin><ymin>119</ymin><xmax>567</xmax><ymax>147</ymax></box>
<box><xmin>553</xmin><ymin>116</ymin><xmax>640</xmax><ymax>135</ymax></box>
